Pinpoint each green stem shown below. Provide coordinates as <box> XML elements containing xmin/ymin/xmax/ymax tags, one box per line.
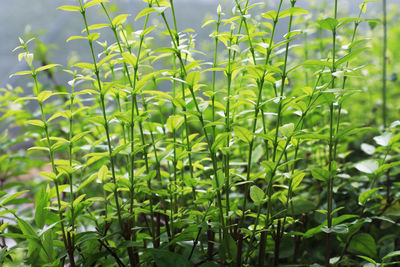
<box><xmin>382</xmin><ymin>0</ymin><xmax>387</xmax><ymax>128</ymax></box>
<box><xmin>238</xmin><ymin>0</ymin><xmax>284</xmax><ymax>229</ymax></box>
<box><xmin>326</xmin><ymin>1</ymin><xmax>338</xmax><ymax>266</ymax></box>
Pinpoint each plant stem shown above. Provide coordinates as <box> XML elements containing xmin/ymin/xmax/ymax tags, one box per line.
<box><xmin>326</xmin><ymin>1</ymin><xmax>338</xmax><ymax>266</ymax></box>
<box><xmin>382</xmin><ymin>0</ymin><xmax>387</xmax><ymax>128</ymax></box>
<box><xmin>25</xmin><ymin>47</ymin><xmax>75</xmax><ymax>265</ymax></box>
<box><xmin>238</xmin><ymin>0</ymin><xmax>285</xmax><ymax>229</ymax></box>
<box><xmin>155</xmin><ymin>0</ymin><xmax>230</xmax><ymax>259</ymax></box>
<box><xmin>77</xmin><ymin>1</ymin><xmax>128</xmax><ymax>264</ymax></box>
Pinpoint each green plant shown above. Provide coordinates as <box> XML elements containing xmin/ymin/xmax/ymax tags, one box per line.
<box><xmin>1</xmin><ymin>0</ymin><xmax>400</xmax><ymax>266</ymax></box>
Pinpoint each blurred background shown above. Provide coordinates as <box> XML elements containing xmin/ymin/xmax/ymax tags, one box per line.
<box><xmin>1</xmin><ymin>0</ymin><xmax>396</xmax><ymax>88</ymax></box>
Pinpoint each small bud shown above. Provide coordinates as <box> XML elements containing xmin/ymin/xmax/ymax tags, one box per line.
<box><xmin>18</xmin><ymin>37</ymin><xmax>24</xmax><ymax>45</ymax></box>
<box><xmin>217</xmin><ymin>4</ymin><xmax>222</xmax><ymax>15</ymax></box>
<box><xmin>24</xmin><ymin>53</ymin><xmax>34</xmax><ymax>67</ymax></box>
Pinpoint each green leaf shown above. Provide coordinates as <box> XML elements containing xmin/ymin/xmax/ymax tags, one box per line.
<box><xmin>311</xmin><ymin>168</ymin><xmax>330</xmax><ymax>181</ymax></box>
<box><xmin>0</xmin><ymin>190</ymin><xmax>29</xmax><ymax>206</ymax></box>
<box><xmin>279</xmin><ymin>7</ymin><xmax>309</xmax><ymax>18</ymax></box>
<box><xmin>98</xmin><ymin>165</ymin><xmax>108</xmax><ymax>182</ymax></box>
<box><xmin>212</xmin><ymin>170</ymin><xmax>224</xmax><ymax>191</ymax></box>
<box><xmin>354</xmin><ymin>159</ymin><xmax>378</xmax><ymax>174</ymax></box>
<box><xmin>27</xmin><ymin>120</ymin><xmax>45</xmax><ymax>128</ymax></box>
<box><xmin>37</xmin><ymin>90</ymin><xmax>53</xmax><ymax>103</ymax></box>
<box><xmin>36</xmin><ymin>64</ymin><xmax>61</xmax><ymax>72</ymax></box>
<box><xmin>318</xmin><ymin>18</ymin><xmax>339</xmax><ymax>31</ymax></box>
<box><xmin>212</xmin><ymin>132</ymin><xmax>231</xmax><ymax>151</ymax></box>
<box><xmin>84</xmin><ymin>0</ymin><xmax>109</xmax><ymax>9</ymax></box>
<box><xmin>71</xmin><ymin>131</ymin><xmax>91</xmax><ymax>143</ymax></box>
<box><xmin>358</xmin><ymin>188</ymin><xmax>381</xmax><ymax>205</ymax></box>
<box><xmin>166</xmin><ymin>115</ymin><xmax>184</xmax><ymax>132</ymax></box>
<box><xmin>291</xmin><ymin>171</ymin><xmax>305</xmax><ymax>190</ymax></box>
<box><xmin>348</xmin><ymin>233</ymin><xmax>377</xmax><ymax>258</ymax></box>
<box><xmin>135</xmin><ymin>7</ymin><xmax>155</xmax><ymax>21</ymax></box>
<box><xmin>233</xmin><ymin>126</ymin><xmax>253</xmax><ymax>143</ymax></box>
<box><xmin>280</xmin><ymin>123</ymin><xmax>294</xmax><ymax>137</ymax></box>
<box><xmin>74</xmin><ymin>62</ymin><xmax>95</xmax><ymax>70</ymax></box>
<box><xmin>35</xmin><ymin>186</ymin><xmax>48</xmax><ymax>228</ymax></box>
<box><xmin>186</xmin><ymin>71</ymin><xmax>200</xmax><ymax>87</ymax></box>
<box><xmin>150</xmin><ymin>249</ymin><xmax>193</xmax><ymax>267</ymax></box>
<box><xmin>250</xmin><ymin>185</ymin><xmax>264</xmax><ymax>205</ymax></box>
<box><xmin>122</xmin><ymin>52</ymin><xmax>137</xmax><ymax>67</ymax></box>
<box><xmin>383</xmin><ymin>250</ymin><xmax>400</xmax><ymax>261</ymax></box>
<box><xmin>77</xmin><ymin>173</ymin><xmax>97</xmax><ymax>191</ymax></box>
<box><xmin>73</xmin><ymin>194</ymin><xmax>86</xmax><ymax>207</ymax></box>
<box><xmin>112</xmin><ymin>14</ymin><xmax>130</xmax><ymax>26</ymax></box>
<box><xmin>88</xmin><ymin>33</ymin><xmax>100</xmax><ymax>42</ymax></box>
<box><xmin>67</xmin><ymin>36</ymin><xmax>88</xmax><ymax>42</ymax></box>
<box><xmin>39</xmin><ymin>171</ymin><xmax>57</xmax><ymax>181</ymax></box>
<box><xmin>335</xmin><ymin>48</ymin><xmax>366</xmax><ymax>67</ymax></box>
<box><xmin>9</xmin><ymin>70</ymin><xmax>32</xmax><ymax>78</ymax></box>
<box><xmin>98</xmin><ymin>53</ymin><xmax>118</xmax><ymax>68</ymax></box>
<box><xmin>82</xmin><ymin>23</ymin><xmax>110</xmax><ymax>33</ymax></box>
<box><xmin>57</xmin><ymin>5</ymin><xmax>82</xmax><ymax>12</ymax></box>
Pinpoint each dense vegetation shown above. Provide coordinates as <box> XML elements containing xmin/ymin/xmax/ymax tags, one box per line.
<box><xmin>0</xmin><ymin>0</ymin><xmax>399</xmax><ymax>266</ymax></box>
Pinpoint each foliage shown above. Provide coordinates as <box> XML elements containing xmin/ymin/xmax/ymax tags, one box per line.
<box><xmin>1</xmin><ymin>0</ymin><xmax>400</xmax><ymax>266</ymax></box>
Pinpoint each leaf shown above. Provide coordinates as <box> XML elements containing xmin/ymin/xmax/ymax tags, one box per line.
<box><xmin>98</xmin><ymin>53</ymin><xmax>118</xmax><ymax>68</ymax></box>
<box><xmin>212</xmin><ymin>132</ymin><xmax>231</xmax><ymax>151</ymax></box>
<box><xmin>166</xmin><ymin>115</ymin><xmax>184</xmax><ymax>132</ymax></box>
<box><xmin>360</xmin><ymin>143</ymin><xmax>375</xmax><ymax>155</ymax></box>
<box><xmin>88</xmin><ymin>33</ymin><xmax>100</xmax><ymax>42</ymax></box>
<box><xmin>250</xmin><ymin>185</ymin><xmax>264</xmax><ymax>205</ymax></box>
<box><xmin>57</xmin><ymin>5</ymin><xmax>81</xmax><ymax>12</ymax></box>
<box><xmin>354</xmin><ymin>160</ymin><xmax>379</xmax><ymax>174</ymax></box>
<box><xmin>348</xmin><ymin>233</ymin><xmax>377</xmax><ymax>259</ymax></box>
<box><xmin>212</xmin><ymin>170</ymin><xmax>224</xmax><ymax>191</ymax></box>
<box><xmin>383</xmin><ymin>250</ymin><xmax>400</xmax><ymax>261</ymax></box>
<box><xmin>122</xmin><ymin>52</ymin><xmax>137</xmax><ymax>67</ymax></box>
<box><xmin>37</xmin><ymin>90</ymin><xmax>53</xmax><ymax>103</ymax></box>
<box><xmin>36</xmin><ymin>64</ymin><xmax>61</xmax><ymax>72</ymax></box>
<box><xmin>311</xmin><ymin>168</ymin><xmax>330</xmax><ymax>181</ymax></box>
<box><xmin>279</xmin><ymin>7</ymin><xmax>309</xmax><ymax>18</ymax></box>
<box><xmin>27</xmin><ymin>120</ymin><xmax>45</xmax><ymax>128</ymax></box>
<box><xmin>112</xmin><ymin>14</ymin><xmax>130</xmax><ymax>26</ymax></box>
<box><xmin>233</xmin><ymin>126</ymin><xmax>252</xmax><ymax>143</ymax></box>
<box><xmin>318</xmin><ymin>18</ymin><xmax>339</xmax><ymax>31</ymax></box>
<box><xmin>74</xmin><ymin>62</ymin><xmax>95</xmax><ymax>70</ymax></box>
<box><xmin>39</xmin><ymin>171</ymin><xmax>57</xmax><ymax>181</ymax></box>
<box><xmin>73</xmin><ymin>194</ymin><xmax>86</xmax><ymax>207</ymax></box>
<box><xmin>335</xmin><ymin>48</ymin><xmax>366</xmax><ymax>67</ymax></box>
<box><xmin>67</xmin><ymin>36</ymin><xmax>88</xmax><ymax>42</ymax></box>
<box><xmin>280</xmin><ymin>123</ymin><xmax>294</xmax><ymax>137</ymax></box>
<box><xmin>291</xmin><ymin>171</ymin><xmax>305</xmax><ymax>190</ymax></box>
<box><xmin>0</xmin><ymin>190</ymin><xmax>29</xmax><ymax>206</ymax></box>
<box><xmin>373</xmin><ymin>132</ymin><xmax>392</xmax><ymax>147</ymax></box>
<box><xmin>35</xmin><ymin>186</ymin><xmax>48</xmax><ymax>228</ymax></box>
<box><xmin>186</xmin><ymin>71</ymin><xmax>200</xmax><ymax>87</ymax></box>
<box><xmin>153</xmin><ymin>6</ymin><xmax>169</xmax><ymax>15</ymax></box>
<box><xmin>135</xmin><ymin>7</ymin><xmax>155</xmax><ymax>21</ymax></box>
<box><xmin>9</xmin><ymin>70</ymin><xmax>32</xmax><ymax>78</ymax></box>
<box><xmin>84</xmin><ymin>0</ymin><xmax>109</xmax><ymax>9</ymax></box>
<box><xmin>150</xmin><ymin>249</ymin><xmax>193</xmax><ymax>267</ymax></box>
<box><xmin>71</xmin><ymin>131</ymin><xmax>91</xmax><ymax>143</ymax></box>
<box><xmin>358</xmin><ymin>188</ymin><xmax>381</xmax><ymax>205</ymax></box>
<box><xmin>77</xmin><ymin>173</ymin><xmax>97</xmax><ymax>191</ymax></box>
<box><xmin>98</xmin><ymin>165</ymin><xmax>108</xmax><ymax>182</ymax></box>
<box><xmin>82</xmin><ymin>23</ymin><xmax>110</xmax><ymax>33</ymax></box>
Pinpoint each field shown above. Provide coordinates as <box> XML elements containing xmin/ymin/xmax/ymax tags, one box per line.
<box><xmin>0</xmin><ymin>0</ymin><xmax>399</xmax><ymax>266</ymax></box>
